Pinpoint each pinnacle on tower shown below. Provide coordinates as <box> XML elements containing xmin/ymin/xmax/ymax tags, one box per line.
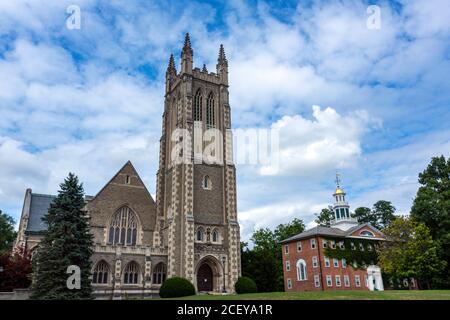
<box><xmin>217</xmin><ymin>44</ymin><xmax>228</xmax><ymax>65</ymax></box>
<box><xmin>167</xmin><ymin>54</ymin><xmax>176</xmax><ymax>74</ymax></box>
<box><xmin>202</xmin><ymin>64</ymin><xmax>208</xmax><ymax>72</ymax></box>
<box><xmin>182</xmin><ymin>33</ymin><xmax>193</xmax><ymax>56</ymax></box>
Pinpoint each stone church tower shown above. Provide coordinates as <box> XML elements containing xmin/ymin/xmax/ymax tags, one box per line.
<box><xmin>155</xmin><ymin>34</ymin><xmax>241</xmax><ymax>292</ymax></box>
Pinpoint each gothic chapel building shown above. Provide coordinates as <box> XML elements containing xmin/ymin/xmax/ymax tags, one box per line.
<box><xmin>15</xmin><ymin>34</ymin><xmax>241</xmax><ymax>298</ymax></box>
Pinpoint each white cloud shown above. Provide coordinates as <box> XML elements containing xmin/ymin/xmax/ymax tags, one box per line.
<box><xmin>260</xmin><ymin>105</ymin><xmax>380</xmax><ymax>176</ymax></box>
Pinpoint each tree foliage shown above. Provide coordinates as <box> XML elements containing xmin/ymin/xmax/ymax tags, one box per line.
<box><xmin>352</xmin><ymin>201</ymin><xmax>396</xmax><ymax>230</ymax></box>
<box><xmin>314</xmin><ymin>208</ymin><xmax>334</xmax><ymax>227</ymax></box>
<box><xmin>0</xmin><ymin>210</ymin><xmax>17</xmax><ymax>255</ymax></box>
<box><xmin>235</xmin><ymin>276</ymin><xmax>257</xmax><ymax>294</ymax></box>
<box><xmin>0</xmin><ymin>246</ymin><xmax>32</xmax><ymax>292</ymax></box>
<box><xmin>159</xmin><ymin>277</ymin><xmax>195</xmax><ymax>298</ymax></box>
<box><xmin>31</xmin><ymin>173</ymin><xmax>94</xmax><ymax>300</ymax></box>
<box><xmin>411</xmin><ymin>155</ymin><xmax>450</xmax><ymax>287</ymax></box>
<box><xmin>241</xmin><ymin>218</ymin><xmax>305</xmax><ymax>292</ymax></box>
<box><xmin>376</xmin><ymin>216</ymin><xmax>445</xmax><ymax>289</ymax></box>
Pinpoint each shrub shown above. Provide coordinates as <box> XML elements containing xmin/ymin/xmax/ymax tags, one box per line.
<box><xmin>235</xmin><ymin>276</ymin><xmax>257</xmax><ymax>294</ymax></box>
<box><xmin>159</xmin><ymin>277</ymin><xmax>196</xmax><ymax>298</ymax></box>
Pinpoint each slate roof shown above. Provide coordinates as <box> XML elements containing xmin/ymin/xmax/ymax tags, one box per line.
<box><xmin>280</xmin><ymin>223</ymin><xmax>381</xmax><ymax>243</ymax></box>
<box><xmin>26</xmin><ymin>193</ymin><xmax>93</xmax><ymax>234</ymax></box>
<box><xmin>26</xmin><ymin>193</ymin><xmax>56</xmax><ymax>233</ymax></box>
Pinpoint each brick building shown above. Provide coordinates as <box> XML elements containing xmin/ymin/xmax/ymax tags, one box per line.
<box><xmin>14</xmin><ymin>34</ymin><xmax>241</xmax><ymax>298</ymax></box>
<box><xmin>281</xmin><ymin>177</ymin><xmax>385</xmax><ymax>292</ymax></box>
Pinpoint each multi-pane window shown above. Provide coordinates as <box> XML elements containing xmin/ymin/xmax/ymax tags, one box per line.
<box><xmin>331</xmin><ymin>240</ymin><xmax>336</xmax><ymax>249</ymax></box>
<box><xmin>322</xmin><ymin>240</ymin><xmax>328</xmax><ymax>248</ymax></box>
<box><xmin>310</xmin><ymin>239</ymin><xmax>316</xmax><ymax>249</ymax></box>
<box><xmin>152</xmin><ymin>263</ymin><xmax>166</xmax><ymax>284</ymax></box>
<box><xmin>351</xmin><ymin>242</ymin><xmax>356</xmax><ymax>250</ymax></box>
<box><xmin>359</xmin><ymin>243</ymin><xmax>365</xmax><ymax>251</ymax></box>
<box><xmin>342</xmin><ymin>258</ymin><xmax>347</xmax><ymax>268</ymax></box>
<box><xmin>296</xmin><ymin>259</ymin><xmax>307</xmax><ymax>281</ymax></box>
<box><xmin>296</xmin><ymin>241</ymin><xmax>302</xmax><ymax>252</ymax></box>
<box><xmin>355</xmin><ymin>275</ymin><xmax>361</xmax><ymax>287</ymax></box>
<box><xmin>324</xmin><ymin>256</ymin><xmax>330</xmax><ymax>267</ymax></box>
<box><xmin>287</xmin><ymin>279</ymin><xmax>292</xmax><ymax>289</ymax></box>
<box><xmin>206</xmin><ymin>92</ymin><xmax>215</xmax><ymax>129</ymax></box>
<box><xmin>92</xmin><ymin>260</ymin><xmax>109</xmax><ymax>284</ymax></box>
<box><xmin>312</xmin><ymin>256</ymin><xmax>318</xmax><ymax>268</ymax></box>
<box><xmin>314</xmin><ymin>275</ymin><xmax>320</xmax><ymax>288</ymax></box>
<box><xmin>335</xmin><ymin>275</ymin><xmax>341</xmax><ymax>287</ymax></box>
<box><xmin>286</xmin><ymin>261</ymin><xmax>291</xmax><ymax>271</ymax></box>
<box><xmin>344</xmin><ymin>275</ymin><xmax>350</xmax><ymax>287</ymax></box>
<box><xmin>123</xmin><ymin>262</ymin><xmax>139</xmax><ymax>285</ymax></box>
<box><xmin>284</xmin><ymin>244</ymin><xmax>289</xmax><ymax>254</ymax></box>
<box><xmin>339</xmin><ymin>241</ymin><xmax>345</xmax><ymax>249</ymax></box>
<box><xmin>333</xmin><ymin>258</ymin><xmax>339</xmax><ymax>268</ymax></box>
<box><xmin>194</xmin><ymin>89</ymin><xmax>202</xmax><ymax>121</ymax></box>
<box><xmin>108</xmin><ymin>206</ymin><xmax>138</xmax><ymax>246</ymax></box>
<box><xmin>326</xmin><ymin>275</ymin><xmax>332</xmax><ymax>287</ymax></box>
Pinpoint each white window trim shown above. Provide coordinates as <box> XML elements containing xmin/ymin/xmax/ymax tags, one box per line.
<box><xmin>310</xmin><ymin>238</ymin><xmax>316</xmax><ymax>249</ymax></box>
<box><xmin>324</xmin><ymin>256</ymin><xmax>330</xmax><ymax>267</ymax></box>
<box><xmin>312</xmin><ymin>256</ymin><xmax>318</xmax><ymax>268</ymax></box>
<box><xmin>326</xmin><ymin>275</ymin><xmax>332</xmax><ymax>287</ymax></box>
<box><xmin>355</xmin><ymin>275</ymin><xmax>361</xmax><ymax>287</ymax></box>
<box><xmin>342</xmin><ymin>258</ymin><xmax>347</xmax><ymax>268</ymax></box>
<box><xmin>284</xmin><ymin>244</ymin><xmax>289</xmax><ymax>254</ymax></box>
<box><xmin>333</xmin><ymin>258</ymin><xmax>339</xmax><ymax>268</ymax></box>
<box><xmin>297</xmin><ymin>241</ymin><xmax>302</xmax><ymax>252</ymax></box>
<box><xmin>296</xmin><ymin>259</ymin><xmax>308</xmax><ymax>281</ymax></box>
<box><xmin>287</xmin><ymin>278</ymin><xmax>292</xmax><ymax>289</ymax></box>
<box><xmin>335</xmin><ymin>275</ymin><xmax>341</xmax><ymax>287</ymax></box>
<box><xmin>322</xmin><ymin>239</ymin><xmax>328</xmax><ymax>248</ymax></box>
<box><xmin>314</xmin><ymin>275</ymin><xmax>320</xmax><ymax>288</ymax></box>
<box><xmin>286</xmin><ymin>260</ymin><xmax>291</xmax><ymax>271</ymax></box>
<box><xmin>344</xmin><ymin>275</ymin><xmax>350</xmax><ymax>287</ymax></box>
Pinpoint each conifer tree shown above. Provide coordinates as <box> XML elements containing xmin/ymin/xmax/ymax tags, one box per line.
<box><xmin>31</xmin><ymin>173</ymin><xmax>93</xmax><ymax>299</ymax></box>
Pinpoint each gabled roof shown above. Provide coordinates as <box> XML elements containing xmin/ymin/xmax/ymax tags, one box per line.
<box><xmin>280</xmin><ymin>223</ymin><xmax>385</xmax><ymax>243</ymax></box>
<box><xmin>88</xmin><ymin>160</ymin><xmax>155</xmax><ymax>203</ymax></box>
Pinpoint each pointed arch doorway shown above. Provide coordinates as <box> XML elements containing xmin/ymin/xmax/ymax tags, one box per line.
<box><xmin>197</xmin><ymin>263</ymin><xmax>213</xmax><ymax>292</ymax></box>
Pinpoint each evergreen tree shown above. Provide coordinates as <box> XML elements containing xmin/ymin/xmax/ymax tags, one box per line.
<box><xmin>31</xmin><ymin>173</ymin><xmax>94</xmax><ymax>299</ymax></box>
<box><xmin>411</xmin><ymin>155</ymin><xmax>450</xmax><ymax>287</ymax></box>
<box><xmin>314</xmin><ymin>208</ymin><xmax>334</xmax><ymax>227</ymax></box>
<box><xmin>0</xmin><ymin>210</ymin><xmax>17</xmax><ymax>255</ymax></box>
<box><xmin>352</xmin><ymin>207</ymin><xmax>376</xmax><ymax>226</ymax></box>
<box><xmin>372</xmin><ymin>200</ymin><xmax>396</xmax><ymax>229</ymax></box>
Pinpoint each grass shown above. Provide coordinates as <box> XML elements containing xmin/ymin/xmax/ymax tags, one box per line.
<box><xmin>163</xmin><ymin>290</ymin><xmax>450</xmax><ymax>300</ymax></box>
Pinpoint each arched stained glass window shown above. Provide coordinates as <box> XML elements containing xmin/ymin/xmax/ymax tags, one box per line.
<box><xmin>152</xmin><ymin>263</ymin><xmax>167</xmax><ymax>284</ymax></box>
<box><xmin>108</xmin><ymin>206</ymin><xmax>138</xmax><ymax>246</ymax></box>
<box><xmin>206</xmin><ymin>92</ymin><xmax>215</xmax><ymax>129</ymax></box>
<box><xmin>92</xmin><ymin>260</ymin><xmax>109</xmax><ymax>284</ymax></box>
<box><xmin>123</xmin><ymin>262</ymin><xmax>139</xmax><ymax>284</ymax></box>
<box><xmin>194</xmin><ymin>89</ymin><xmax>202</xmax><ymax>121</ymax></box>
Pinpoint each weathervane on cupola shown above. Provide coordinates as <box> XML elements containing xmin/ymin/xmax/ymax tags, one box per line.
<box><xmin>330</xmin><ymin>172</ymin><xmax>358</xmax><ymax>230</ymax></box>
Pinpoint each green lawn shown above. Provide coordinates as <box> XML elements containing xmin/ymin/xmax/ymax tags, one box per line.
<box><xmin>165</xmin><ymin>290</ymin><xmax>450</xmax><ymax>300</ymax></box>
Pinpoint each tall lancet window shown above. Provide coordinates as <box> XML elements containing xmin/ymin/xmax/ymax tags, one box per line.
<box><xmin>206</xmin><ymin>92</ymin><xmax>215</xmax><ymax>129</ymax></box>
<box><xmin>194</xmin><ymin>89</ymin><xmax>202</xmax><ymax>121</ymax></box>
<box><xmin>108</xmin><ymin>206</ymin><xmax>138</xmax><ymax>246</ymax></box>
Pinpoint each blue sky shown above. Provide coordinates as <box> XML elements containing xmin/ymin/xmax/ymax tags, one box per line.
<box><xmin>0</xmin><ymin>0</ymin><xmax>449</xmax><ymax>241</ymax></box>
